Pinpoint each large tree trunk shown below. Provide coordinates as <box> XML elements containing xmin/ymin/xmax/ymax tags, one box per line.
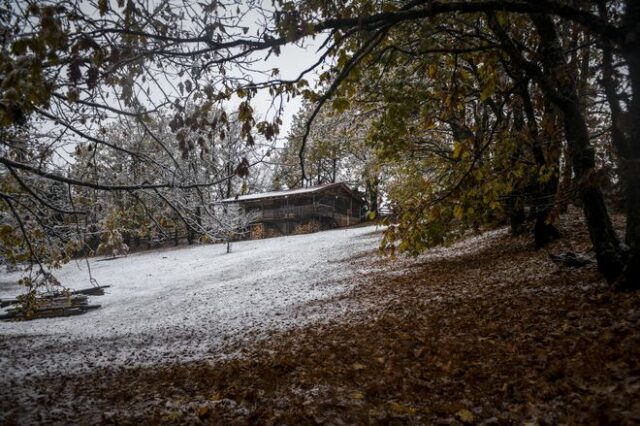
<box><xmin>595</xmin><ymin>0</ymin><xmax>640</xmax><ymax>288</ymax></box>
<box><xmin>532</xmin><ymin>104</ymin><xmax>561</xmax><ymax>248</ymax></box>
<box><xmin>520</xmin><ymin>86</ymin><xmax>561</xmax><ymax>248</ymax></box>
<box><xmin>505</xmin><ymin>95</ymin><xmax>527</xmax><ymax>235</ymax></box>
<box><xmin>565</xmin><ymin>106</ymin><xmax>623</xmax><ymax>280</ymax></box>
<box><xmin>531</xmin><ymin>15</ymin><xmax>623</xmax><ymax>281</ymax></box>
<box><xmin>619</xmin><ymin>1</ymin><xmax>640</xmax><ymax>287</ymax></box>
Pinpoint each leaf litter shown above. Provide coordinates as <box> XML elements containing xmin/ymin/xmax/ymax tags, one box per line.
<box><xmin>1</xmin><ymin>208</ymin><xmax>639</xmax><ymax>424</ymax></box>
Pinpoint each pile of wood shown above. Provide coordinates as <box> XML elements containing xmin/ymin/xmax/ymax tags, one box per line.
<box><xmin>0</xmin><ymin>286</ymin><xmax>109</xmax><ymax>321</ymax></box>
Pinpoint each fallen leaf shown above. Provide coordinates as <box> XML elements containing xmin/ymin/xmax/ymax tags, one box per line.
<box><xmin>351</xmin><ymin>391</ymin><xmax>365</xmax><ymax>400</ymax></box>
<box><xmin>456</xmin><ymin>408</ymin><xmax>474</xmax><ymax>423</ymax></box>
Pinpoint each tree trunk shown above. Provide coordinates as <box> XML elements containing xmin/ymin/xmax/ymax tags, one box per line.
<box><xmin>531</xmin><ymin>15</ymin><xmax>623</xmax><ymax>281</ymax></box>
<box><xmin>619</xmin><ymin>1</ymin><xmax>640</xmax><ymax>287</ymax></box>
<box><xmin>519</xmin><ymin>83</ymin><xmax>561</xmax><ymax>248</ymax></box>
<box><xmin>225</xmin><ymin>162</ymin><xmax>233</xmax><ymax>198</ymax></box>
<box><xmin>506</xmin><ymin>95</ymin><xmax>527</xmax><ymax>235</ymax></box>
<box><xmin>331</xmin><ymin>157</ymin><xmax>337</xmax><ymax>183</ymax></box>
<box><xmin>557</xmin><ymin>143</ymin><xmax>572</xmax><ymax>213</ymax></box>
<box><xmin>565</xmin><ymin>105</ymin><xmax>623</xmax><ymax>280</ymax></box>
<box><xmin>365</xmin><ymin>178</ymin><xmax>379</xmax><ymax>219</ymax></box>
<box><xmin>532</xmin><ymin>104</ymin><xmax>561</xmax><ymax>248</ymax></box>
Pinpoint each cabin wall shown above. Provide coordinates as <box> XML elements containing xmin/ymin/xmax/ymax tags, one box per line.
<box><xmin>235</xmin><ymin>188</ymin><xmax>363</xmax><ymax>236</ymax></box>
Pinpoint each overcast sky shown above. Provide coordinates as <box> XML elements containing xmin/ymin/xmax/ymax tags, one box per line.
<box><xmin>231</xmin><ymin>34</ymin><xmax>328</xmax><ymax>141</ymax></box>
<box><xmin>49</xmin><ymin>2</ymin><xmax>330</xmax><ymax>166</ymax></box>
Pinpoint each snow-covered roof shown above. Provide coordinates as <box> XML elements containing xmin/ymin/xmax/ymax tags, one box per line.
<box><xmin>220</xmin><ymin>182</ymin><xmax>354</xmax><ymax>203</ymax></box>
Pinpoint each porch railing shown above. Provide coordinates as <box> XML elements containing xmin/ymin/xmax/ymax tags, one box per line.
<box><xmin>251</xmin><ymin>203</ymin><xmax>359</xmax><ymax>225</ymax></box>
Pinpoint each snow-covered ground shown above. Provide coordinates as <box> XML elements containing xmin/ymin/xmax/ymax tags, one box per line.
<box><xmin>0</xmin><ymin>225</ymin><xmax>382</xmax><ymax>380</ymax></box>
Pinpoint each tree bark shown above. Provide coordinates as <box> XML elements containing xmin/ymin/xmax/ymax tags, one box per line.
<box><xmin>331</xmin><ymin>157</ymin><xmax>337</xmax><ymax>183</ymax></box>
<box><xmin>489</xmin><ymin>12</ymin><xmax>623</xmax><ymax>280</ymax></box>
<box><xmin>530</xmin><ymin>15</ymin><xmax>623</xmax><ymax>281</ymax></box>
<box><xmin>365</xmin><ymin>177</ymin><xmax>379</xmax><ymax>219</ymax></box>
<box><xmin>225</xmin><ymin>162</ymin><xmax>233</xmax><ymax>198</ymax></box>
<box><xmin>520</xmin><ymin>84</ymin><xmax>561</xmax><ymax>248</ymax></box>
<box><xmin>618</xmin><ymin>0</ymin><xmax>640</xmax><ymax>287</ymax></box>
<box><xmin>506</xmin><ymin>95</ymin><xmax>527</xmax><ymax>235</ymax></box>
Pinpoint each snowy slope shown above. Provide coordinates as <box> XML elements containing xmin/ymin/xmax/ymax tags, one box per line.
<box><xmin>0</xmin><ymin>225</ymin><xmax>382</xmax><ymax>380</ymax></box>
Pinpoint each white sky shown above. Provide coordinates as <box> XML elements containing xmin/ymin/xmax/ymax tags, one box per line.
<box><xmin>49</xmin><ymin>3</ymin><xmax>329</xmax><ymax>166</ymax></box>
<box><xmin>237</xmin><ymin>35</ymin><xmax>327</xmax><ymax>139</ymax></box>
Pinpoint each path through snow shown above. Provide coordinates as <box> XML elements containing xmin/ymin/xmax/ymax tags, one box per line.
<box><xmin>0</xmin><ymin>226</ymin><xmax>382</xmax><ymax>381</ymax></box>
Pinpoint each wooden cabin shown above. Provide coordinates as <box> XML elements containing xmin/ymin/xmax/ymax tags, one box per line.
<box><xmin>220</xmin><ymin>183</ymin><xmax>365</xmax><ymax>237</ymax></box>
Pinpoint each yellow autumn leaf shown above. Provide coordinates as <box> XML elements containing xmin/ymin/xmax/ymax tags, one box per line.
<box><xmin>454</xmin><ymin>205</ymin><xmax>464</xmax><ymax>220</ymax></box>
<box><xmin>480</xmin><ymin>78</ymin><xmax>496</xmax><ymax>102</ymax></box>
<box><xmin>164</xmin><ymin>411</ymin><xmax>181</xmax><ymax>421</ymax></box>
<box><xmin>428</xmin><ymin>63</ymin><xmax>438</xmax><ymax>78</ymax></box>
<box><xmin>389</xmin><ymin>402</ymin><xmax>416</xmax><ymax>414</ymax></box>
<box><xmin>452</xmin><ymin>141</ymin><xmax>463</xmax><ymax>159</ymax></box>
<box><xmin>332</xmin><ymin>97</ymin><xmax>350</xmax><ymax>113</ymax></box>
<box><xmin>424</xmin><ymin>117</ymin><xmax>436</xmax><ymax>129</ymax></box>
<box><xmin>197</xmin><ymin>406</ymin><xmax>210</xmax><ymax>418</ymax></box>
<box><xmin>456</xmin><ymin>408</ymin><xmax>474</xmax><ymax>423</ymax></box>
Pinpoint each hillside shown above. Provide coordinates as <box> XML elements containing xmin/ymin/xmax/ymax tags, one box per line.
<box><xmin>1</xmin><ymin>210</ymin><xmax>639</xmax><ymax>424</ymax></box>
<box><xmin>0</xmin><ymin>226</ymin><xmax>382</xmax><ymax>380</ymax></box>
